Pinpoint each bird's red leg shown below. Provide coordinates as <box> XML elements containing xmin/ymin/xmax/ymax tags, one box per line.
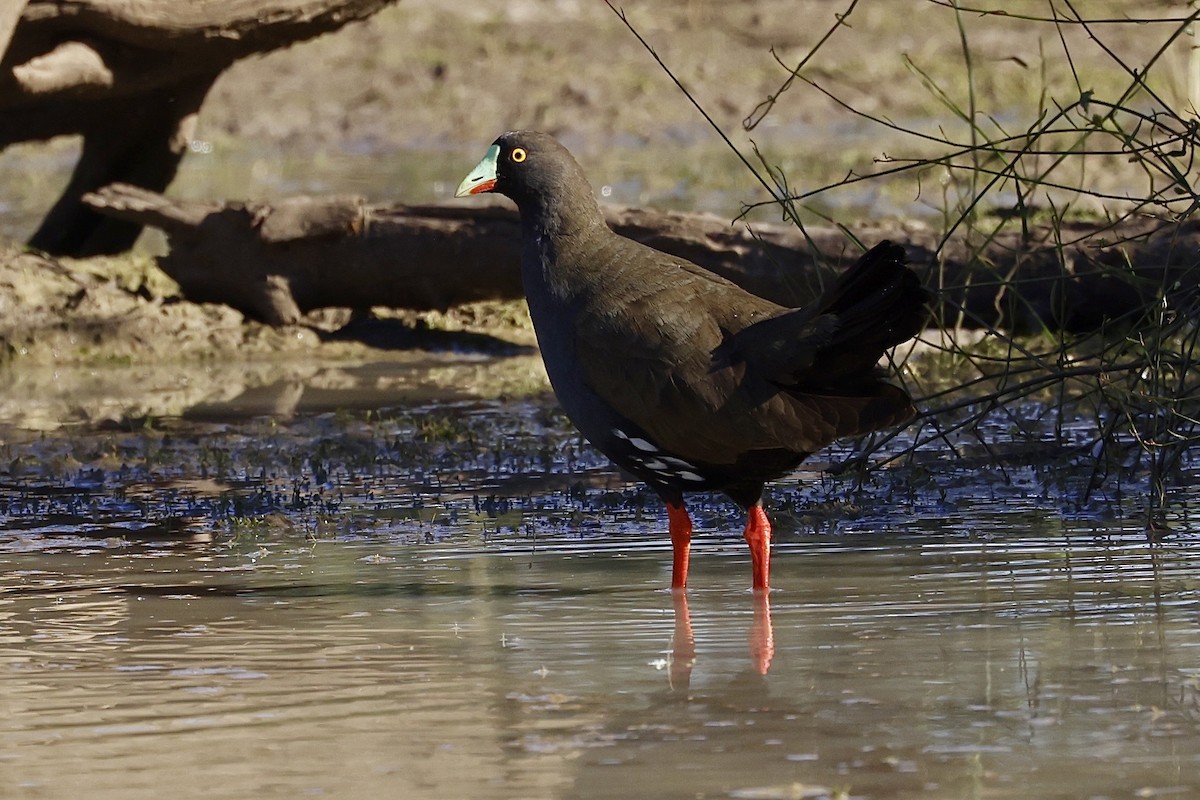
<box><xmin>743</xmin><ymin>503</ymin><xmax>771</xmax><ymax>591</ymax></box>
<box><xmin>666</xmin><ymin>501</ymin><xmax>693</xmax><ymax>591</ymax></box>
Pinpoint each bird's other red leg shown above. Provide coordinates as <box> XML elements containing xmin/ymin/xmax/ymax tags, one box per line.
<box><xmin>743</xmin><ymin>503</ymin><xmax>771</xmax><ymax>591</ymax></box>
<box><xmin>666</xmin><ymin>500</ymin><xmax>693</xmax><ymax>591</ymax></box>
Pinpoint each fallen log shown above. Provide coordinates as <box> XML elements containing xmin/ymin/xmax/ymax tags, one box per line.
<box><xmin>1</xmin><ymin>0</ymin><xmax>395</xmax><ymax>256</ymax></box>
<box><xmin>84</xmin><ymin>183</ymin><xmax>1200</xmax><ymax>332</ymax></box>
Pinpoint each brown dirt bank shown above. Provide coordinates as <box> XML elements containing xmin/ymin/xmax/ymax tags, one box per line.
<box><xmin>0</xmin><ymin>0</ymin><xmax>1186</xmax><ymax>398</ymax></box>
<box><xmin>0</xmin><ymin>236</ymin><xmax>549</xmax><ymax>428</ymax></box>
<box><xmin>199</xmin><ymin>0</ymin><xmax>1179</xmax><ymax>157</ymax></box>
<box><xmin>0</xmin><ymin>238</ymin><xmax>537</xmax><ymax>368</ymax></box>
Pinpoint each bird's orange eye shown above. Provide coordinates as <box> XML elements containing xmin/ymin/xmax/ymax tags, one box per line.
<box><xmin>511</xmin><ymin>147</ymin><xmax>527</xmax><ymax>163</ymax></box>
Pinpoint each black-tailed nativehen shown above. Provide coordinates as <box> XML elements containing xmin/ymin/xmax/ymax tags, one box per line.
<box><xmin>456</xmin><ymin>131</ymin><xmax>929</xmax><ymax>591</ymax></box>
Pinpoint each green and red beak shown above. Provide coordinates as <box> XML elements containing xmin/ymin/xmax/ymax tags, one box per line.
<box><xmin>454</xmin><ymin>144</ymin><xmax>500</xmax><ymax>196</ymax></box>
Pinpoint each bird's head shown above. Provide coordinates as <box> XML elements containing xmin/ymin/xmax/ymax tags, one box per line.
<box><xmin>455</xmin><ymin>131</ymin><xmax>597</xmax><ymax>220</ymax></box>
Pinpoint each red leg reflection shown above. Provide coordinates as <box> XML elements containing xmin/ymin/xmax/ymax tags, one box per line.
<box><xmin>670</xmin><ymin>590</ymin><xmax>695</xmax><ymax>690</ymax></box>
<box><xmin>749</xmin><ymin>589</ymin><xmax>774</xmax><ymax>675</ymax></box>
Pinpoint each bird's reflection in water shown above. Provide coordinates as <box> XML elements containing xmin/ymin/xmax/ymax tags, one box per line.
<box><xmin>669</xmin><ymin>592</ymin><xmax>697</xmax><ymax>690</ymax></box>
<box><xmin>669</xmin><ymin>591</ymin><xmax>774</xmax><ymax>690</ymax></box>
<box><xmin>749</xmin><ymin>591</ymin><xmax>774</xmax><ymax>674</ymax></box>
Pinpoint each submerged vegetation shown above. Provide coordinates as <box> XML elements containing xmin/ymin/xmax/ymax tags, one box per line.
<box><xmin>2</xmin><ymin>392</ymin><xmax>1177</xmax><ymax>551</ymax></box>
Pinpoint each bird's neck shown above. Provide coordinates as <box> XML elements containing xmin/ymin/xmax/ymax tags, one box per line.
<box><xmin>517</xmin><ymin>187</ymin><xmax>606</xmax><ymax>241</ymax></box>
<box><xmin>517</xmin><ymin>191</ymin><xmax>608</xmax><ymax>293</ymax></box>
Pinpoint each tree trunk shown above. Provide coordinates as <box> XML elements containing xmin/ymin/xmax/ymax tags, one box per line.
<box><xmin>0</xmin><ymin>2</ymin><xmax>26</xmax><ymax>59</ymax></box>
<box><xmin>83</xmin><ymin>183</ymin><xmax>1200</xmax><ymax>333</ymax></box>
<box><xmin>2</xmin><ymin>0</ymin><xmax>395</xmax><ymax>255</ymax></box>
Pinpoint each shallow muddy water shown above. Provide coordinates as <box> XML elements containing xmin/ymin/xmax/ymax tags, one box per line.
<box><xmin>2</xmin><ymin>359</ymin><xmax>1199</xmax><ymax>799</ymax></box>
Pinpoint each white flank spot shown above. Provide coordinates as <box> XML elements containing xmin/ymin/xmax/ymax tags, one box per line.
<box><xmin>678</xmin><ymin>471</ymin><xmax>706</xmax><ymax>482</ymax></box>
<box><xmin>613</xmin><ymin>429</ymin><xmax>630</xmax><ymax>440</ymax></box>
<box><xmin>662</xmin><ymin>456</ymin><xmax>697</xmax><ymax>470</ymax></box>
<box><xmin>642</xmin><ymin>459</ymin><xmax>667</xmax><ymax>470</ymax></box>
<box><xmin>630</xmin><ymin>437</ymin><xmax>658</xmax><ymax>452</ymax></box>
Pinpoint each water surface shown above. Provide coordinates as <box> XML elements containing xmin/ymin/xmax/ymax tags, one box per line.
<box><xmin>2</xmin><ymin>384</ymin><xmax>1199</xmax><ymax>799</ymax></box>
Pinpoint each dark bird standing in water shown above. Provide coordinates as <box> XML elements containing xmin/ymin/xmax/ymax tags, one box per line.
<box><xmin>456</xmin><ymin>131</ymin><xmax>929</xmax><ymax>592</ymax></box>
